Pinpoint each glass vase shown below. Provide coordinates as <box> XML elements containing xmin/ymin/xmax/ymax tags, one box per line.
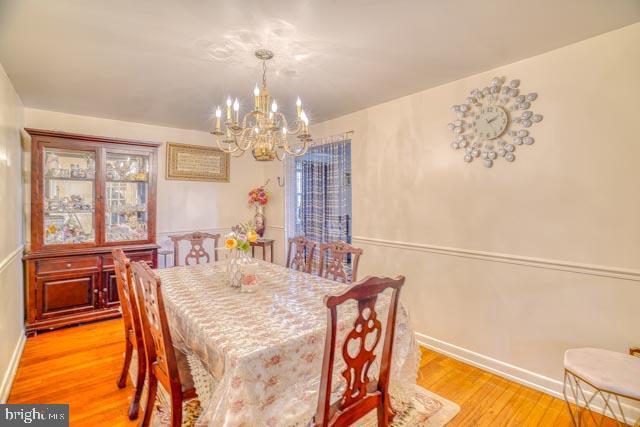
<box><xmin>254</xmin><ymin>204</ymin><xmax>266</xmax><ymax>237</ymax></box>
<box><xmin>226</xmin><ymin>249</ymin><xmax>250</xmax><ymax>289</ymax></box>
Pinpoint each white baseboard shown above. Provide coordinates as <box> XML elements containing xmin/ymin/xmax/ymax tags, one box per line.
<box><xmin>415</xmin><ymin>332</ymin><xmax>564</xmax><ymax>398</ymax></box>
<box><xmin>0</xmin><ymin>332</ymin><xmax>26</xmax><ymax>403</ymax></box>
<box><xmin>416</xmin><ymin>332</ymin><xmax>640</xmax><ymax>421</ymax></box>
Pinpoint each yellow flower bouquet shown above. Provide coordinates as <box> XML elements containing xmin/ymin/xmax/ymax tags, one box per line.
<box><xmin>225</xmin><ymin>221</ymin><xmax>258</xmax><ymax>253</ymax></box>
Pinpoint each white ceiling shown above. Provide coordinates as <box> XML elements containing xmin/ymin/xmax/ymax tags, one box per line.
<box><xmin>0</xmin><ymin>0</ymin><xmax>638</xmax><ymax>131</ymax></box>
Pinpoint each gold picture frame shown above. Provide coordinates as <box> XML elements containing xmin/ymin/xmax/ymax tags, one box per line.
<box><xmin>165</xmin><ymin>142</ymin><xmax>230</xmax><ymax>182</ymax></box>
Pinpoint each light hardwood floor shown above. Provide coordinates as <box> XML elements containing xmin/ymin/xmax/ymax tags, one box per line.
<box><xmin>8</xmin><ymin>319</ymin><xmax>614</xmax><ymax>426</ymax></box>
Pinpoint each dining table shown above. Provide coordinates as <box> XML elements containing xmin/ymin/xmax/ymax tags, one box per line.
<box><xmin>156</xmin><ymin>259</ymin><xmax>420</xmax><ymax>427</ymax></box>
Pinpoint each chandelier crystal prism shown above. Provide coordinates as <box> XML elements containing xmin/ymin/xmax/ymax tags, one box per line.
<box><xmin>212</xmin><ymin>49</ymin><xmax>312</xmax><ymax>161</ymax></box>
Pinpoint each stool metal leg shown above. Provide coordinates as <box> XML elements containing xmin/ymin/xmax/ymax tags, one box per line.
<box><xmin>563</xmin><ymin>369</ymin><xmax>638</xmax><ymax>426</ymax></box>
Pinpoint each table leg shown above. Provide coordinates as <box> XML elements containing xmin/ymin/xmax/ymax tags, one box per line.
<box><xmin>262</xmin><ymin>246</ymin><xmax>266</xmax><ymax>261</ymax></box>
<box><xmin>270</xmin><ymin>244</ymin><xmax>274</xmax><ymax>263</ymax></box>
<box><xmin>252</xmin><ymin>246</ymin><xmax>255</xmax><ymax>258</ymax></box>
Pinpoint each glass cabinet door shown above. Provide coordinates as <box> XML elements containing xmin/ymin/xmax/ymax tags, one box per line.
<box><xmin>43</xmin><ymin>148</ymin><xmax>96</xmax><ymax>245</ymax></box>
<box><xmin>105</xmin><ymin>152</ymin><xmax>150</xmax><ymax>242</ymax></box>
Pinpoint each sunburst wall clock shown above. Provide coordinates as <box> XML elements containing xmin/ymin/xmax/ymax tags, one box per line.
<box><xmin>447</xmin><ymin>76</ymin><xmax>543</xmax><ymax>168</ymax></box>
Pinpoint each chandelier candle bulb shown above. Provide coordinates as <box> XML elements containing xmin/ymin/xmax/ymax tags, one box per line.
<box><xmin>271</xmin><ymin>100</ymin><xmax>277</xmax><ymax>113</ymax></box>
<box><xmin>254</xmin><ymin>84</ymin><xmax>260</xmax><ymax>109</ymax></box>
<box><xmin>233</xmin><ymin>98</ymin><xmax>239</xmax><ymax>123</ymax></box>
<box><xmin>226</xmin><ymin>97</ymin><xmax>232</xmax><ymax>121</ymax></box>
<box><xmin>215</xmin><ymin>107</ymin><xmax>222</xmax><ymax>131</ymax></box>
<box><xmin>296</xmin><ymin>97</ymin><xmax>302</xmax><ymax>118</ymax></box>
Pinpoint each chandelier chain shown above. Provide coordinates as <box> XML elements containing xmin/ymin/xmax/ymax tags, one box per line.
<box><xmin>262</xmin><ymin>60</ymin><xmax>267</xmax><ymax>88</ymax></box>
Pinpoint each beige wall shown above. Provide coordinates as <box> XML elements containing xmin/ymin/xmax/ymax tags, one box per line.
<box><xmin>24</xmin><ymin>108</ymin><xmax>267</xmax><ymax>264</ymax></box>
<box><xmin>261</xmin><ymin>161</ymin><xmax>286</xmax><ymax>266</ymax></box>
<box><xmin>0</xmin><ymin>62</ymin><xmax>25</xmax><ymax>402</ymax></box>
<box><xmin>265</xmin><ymin>23</ymin><xmax>640</xmax><ymax>396</ymax></box>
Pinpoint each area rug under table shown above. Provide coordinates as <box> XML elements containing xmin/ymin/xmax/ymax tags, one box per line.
<box><xmin>356</xmin><ymin>384</ymin><xmax>460</xmax><ymax>427</ymax></box>
<box><xmin>131</xmin><ymin>351</ymin><xmax>459</xmax><ymax>427</ymax></box>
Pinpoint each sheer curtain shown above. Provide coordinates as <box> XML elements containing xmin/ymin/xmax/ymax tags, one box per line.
<box><xmin>285</xmin><ymin>137</ymin><xmax>352</xmax><ymax>270</ymax></box>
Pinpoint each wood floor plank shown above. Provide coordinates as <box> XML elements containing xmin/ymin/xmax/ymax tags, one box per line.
<box><xmin>446</xmin><ymin>375</ymin><xmax>511</xmax><ymax>426</ymax></box>
<box><xmin>7</xmin><ymin>319</ymin><xmax>619</xmax><ymax>426</ymax></box>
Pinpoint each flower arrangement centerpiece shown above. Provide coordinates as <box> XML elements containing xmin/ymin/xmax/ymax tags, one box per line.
<box><xmin>248</xmin><ymin>185</ymin><xmax>270</xmax><ymax>237</ymax></box>
<box><xmin>225</xmin><ymin>222</ymin><xmax>259</xmax><ymax>288</ymax></box>
<box><xmin>225</xmin><ymin>222</ymin><xmax>259</xmax><ymax>252</ymax></box>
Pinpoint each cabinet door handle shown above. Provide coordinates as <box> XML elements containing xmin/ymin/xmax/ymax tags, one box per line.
<box><xmin>65</xmin><ymin>263</ymin><xmax>72</xmax><ymax>268</ymax></box>
<box><xmin>103</xmin><ymin>288</ymin><xmax>107</xmax><ymax>292</ymax></box>
<box><xmin>93</xmin><ymin>289</ymin><xmax>99</xmax><ymax>294</ymax></box>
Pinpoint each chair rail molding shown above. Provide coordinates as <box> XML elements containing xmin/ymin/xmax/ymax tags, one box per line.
<box><xmin>352</xmin><ymin>235</ymin><xmax>640</xmax><ymax>282</ymax></box>
<box><xmin>0</xmin><ymin>245</ymin><xmax>24</xmax><ymax>275</ymax></box>
<box><xmin>157</xmin><ymin>227</ymin><xmax>229</xmax><ymax>236</ymax></box>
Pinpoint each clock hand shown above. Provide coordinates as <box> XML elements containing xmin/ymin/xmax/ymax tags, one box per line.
<box><xmin>487</xmin><ymin>116</ymin><xmax>499</xmax><ymax>123</ymax></box>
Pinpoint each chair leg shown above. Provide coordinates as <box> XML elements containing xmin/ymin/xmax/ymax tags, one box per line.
<box><xmin>377</xmin><ymin>398</ymin><xmax>392</xmax><ymax>427</ymax></box>
<box><xmin>170</xmin><ymin>395</ymin><xmax>183</xmax><ymax>427</ymax></box>
<box><xmin>563</xmin><ymin>370</ymin><xmax>580</xmax><ymax>426</ymax></box>
<box><xmin>139</xmin><ymin>373</ymin><xmax>157</xmax><ymax>427</ymax></box>
<box><xmin>128</xmin><ymin>350</ymin><xmax>147</xmax><ymax>420</ymax></box>
<box><xmin>117</xmin><ymin>337</ymin><xmax>134</xmax><ymax>389</ymax></box>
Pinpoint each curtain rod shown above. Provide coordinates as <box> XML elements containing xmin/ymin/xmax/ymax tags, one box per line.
<box><xmin>311</xmin><ymin>130</ymin><xmax>354</xmax><ymax>147</ymax></box>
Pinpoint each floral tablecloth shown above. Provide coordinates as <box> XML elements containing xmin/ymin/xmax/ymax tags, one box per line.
<box><xmin>156</xmin><ymin>261</ymin><xmax>419</xmax><ymax>427</ymax></box>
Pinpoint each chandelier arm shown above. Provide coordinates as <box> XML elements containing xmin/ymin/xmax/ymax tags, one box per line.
<box><xmin>282</xmin><ymin>138</ymin><xmax>307</xmax><ymax>156</ymax></box>
<box><xmin>293</xmin><ymin>138</ymin><xmax>309</xmax><ymax>156</ymax></box>
<box><xmin>237</xmin><ymin>128</ymin><xmax>254</xmax><ymax>152</ymax></box>
<box><xmin>273</xmin><ymin>133</ymin><xmax>287</xmax><ymax>161</ymax></box>
<box><xmin>215</xmin><ymin>137</ymin><xmax>240</xmax><ymax>154</ymax></box>
<box><xmin>275</xmin><ymin>148</ymin><xmax>286</xmax><ymax>161</ymax></box>
<box><xmin>287</xmin><ymin>121</ymin><xmax>304</xmax><ymax>135</ymax></box>
<box><xmin>275</xmin><ymin>112</ymin><xmax>288</xmax><ymax>129</ymax></box>
<box><xmin>227</xmin><ymin>125</ymin><xmax>244</xmax><ymax>137</ymax></box>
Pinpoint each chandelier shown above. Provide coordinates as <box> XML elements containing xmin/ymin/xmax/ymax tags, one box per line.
<box><xmin>212</xmin><ymin>49</ymin><xmax>312</xmax><ymax>161</ymax></box>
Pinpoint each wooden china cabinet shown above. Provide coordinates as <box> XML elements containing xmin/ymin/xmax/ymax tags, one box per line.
<box><xmin>23</xmin><ymin>129</ymin><xmax>160</xmax><ymax>335</ymax></box>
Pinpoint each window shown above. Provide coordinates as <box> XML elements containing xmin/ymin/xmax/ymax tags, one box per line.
<box><xmin>286</xmin><ymin>139</ymin><xmax>352</xmax><ymax>268</ymax></box>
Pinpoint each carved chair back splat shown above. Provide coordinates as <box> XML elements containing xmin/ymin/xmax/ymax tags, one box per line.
<box><xmin>318</xmin><ymin>241</ymin><xmax>363</xmax><ymax>283</ymax></box>
<box><xmin>169</xmin><ymin>231</ymin><xmax>221</xmax><ymax>266</ymax></box>
<box><xmin>112</xmin><ymin>249</ymin><xmax>146</xmax><ymax>420</ymax></box>
<box><xmin>286</xmin><ymin>236</ymin><xmax>316</xmax><ymax>273</ymax></box>
<box><xmin>315</xmin><ymin>275</ymin><xmax>405</xmax><ymax>427</ymax></box>
<box><xmin>131</xmin><ymin>261</ymin><xmax>196</xmax><ymax>427</ymax></box>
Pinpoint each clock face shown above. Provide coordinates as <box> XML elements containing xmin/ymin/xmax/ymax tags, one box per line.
<box><xmin>473</xmin><ymin>106</ymin><xmax>508</xmax><ymax>140</ymax></box>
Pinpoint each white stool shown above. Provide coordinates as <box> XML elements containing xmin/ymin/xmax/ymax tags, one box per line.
<box><xmin>563</xmin><ymin>347</ymin><xmax>640</xmax><ymax>426</ymax></box>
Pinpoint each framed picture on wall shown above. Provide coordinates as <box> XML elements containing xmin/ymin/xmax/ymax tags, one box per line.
<box><xmin>165</xmin><ymin>142</ymin><xmax>230</xmax><ymax>182</ymax></box>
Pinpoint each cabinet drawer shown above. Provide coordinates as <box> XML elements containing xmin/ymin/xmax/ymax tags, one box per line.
<box><xmin>102</xmin><ymin>251</ymin><xmax>153</xmax><ymax>269</ymax></box>
<box><xmin>37</xmin><ymin>256</ymin><xmax>100</xmax><ymax>275</ymax></box>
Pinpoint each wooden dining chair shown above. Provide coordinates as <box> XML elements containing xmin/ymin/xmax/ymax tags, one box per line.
<box><xmin>318</xmin><ymin>241</ymin><xmax>363</xmax><ymax>283</ymax></box>
<box><xmin>315</xmin><ymin>275</ymin><xmax>405</xmax><ymax>427</ymax></box>
<box><xmin>286</xmin><ymin>236</ymin><xmax>316</xmax><ymax>273</ymax></box>
<box><xmin>131</xmin><ymin>261</ymin><xmax>199</xmax><ymax>427</ymax></box>
<box><xmin>169</xmin><ymin>231</ymin><xmax>221</xmax><ymax>266</ymax></box>
<box><xmin>113</xmin><ymin>248</ymin><xmax>146</xmax><ymax>420</ymax></box>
